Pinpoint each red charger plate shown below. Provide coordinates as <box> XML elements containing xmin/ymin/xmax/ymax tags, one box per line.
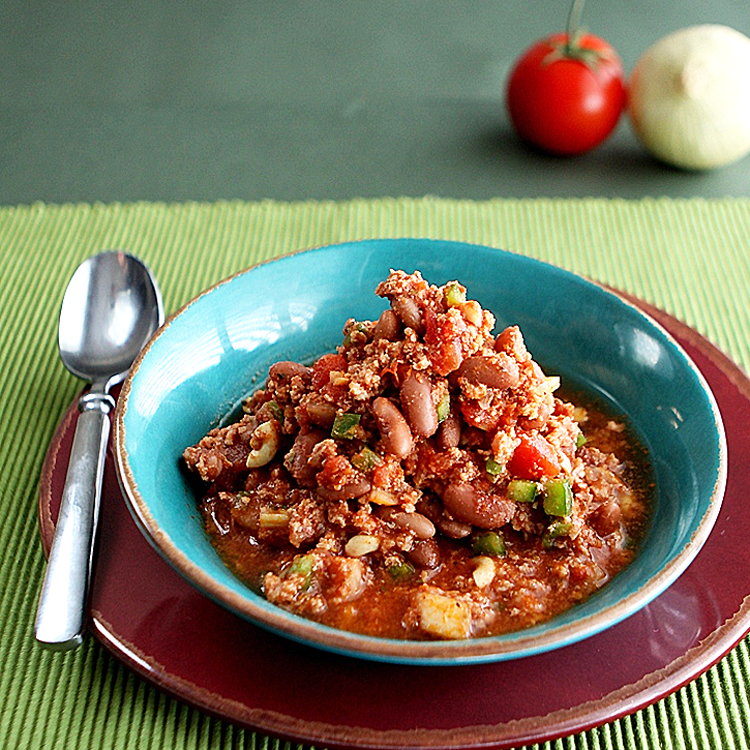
<box><xmin>39</xmin><ymin>296</ymin><xmax>750</xmax><ymax>750</ymax></box>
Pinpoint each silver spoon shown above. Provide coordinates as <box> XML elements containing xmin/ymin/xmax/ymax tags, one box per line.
<box><xmin>35</xmin><ymin>251</ymin><xmax>164</xmax><ymax>650</ymax></box>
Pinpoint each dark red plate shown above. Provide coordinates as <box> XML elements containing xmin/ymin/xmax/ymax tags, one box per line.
<box><xmin>39</xmin><ymin>297</ymin><xmax>750</xmax><ymax>750</ymax></box>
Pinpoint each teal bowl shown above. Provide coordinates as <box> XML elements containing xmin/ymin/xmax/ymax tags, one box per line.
<box><xmin>114</xmin><ymin>239</ymin><xmax>726</xmax><ymax>665</ymax></box>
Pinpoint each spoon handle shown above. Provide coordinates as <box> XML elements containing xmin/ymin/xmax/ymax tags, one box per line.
<box><xmin>35</xmin><ymin>391</ymin><xmax>115</xmax><ymax>650</ymax></box>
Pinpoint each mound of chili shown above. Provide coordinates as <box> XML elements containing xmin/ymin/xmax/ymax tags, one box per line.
<box><xmin>183</xmin><ymin>270</ymin><xmax>652</xmax><ymax>640</ymax></box>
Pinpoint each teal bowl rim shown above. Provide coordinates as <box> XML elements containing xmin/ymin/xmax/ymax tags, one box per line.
<box><xmin>114</xmin><ymin>238</ymin><xmax>727</xmax><ymax>665</ymax></box>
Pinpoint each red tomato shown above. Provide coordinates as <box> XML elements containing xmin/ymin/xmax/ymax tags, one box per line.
<box><xmin>424</xmin><ymin>307</ymin><xmax>466</xmax><ymax>377</ymax></box>
<box><xmin>506</xmin><ymin>32</ymin><xmax>626</xmax><ymax>156</ymax></box>
<box><xmin>311</xmin><ymin>353</ymin><xmax>348</xmax><ymax>390</ymax></box>
<box><xmin>507</xmin><ymin>433</ymin><xmax>561</xmax><ymax>480</ymax></box>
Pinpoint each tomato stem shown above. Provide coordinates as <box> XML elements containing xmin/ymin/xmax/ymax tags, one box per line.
<box><xmin>543</xmin><ymin>0</ymin><xmax>613</xmax><ymax>71</ymax></box>
<box><xmin>565</xmin><ymin>0</ymin><xmax>586</xmax><ymax>53</ymax></box>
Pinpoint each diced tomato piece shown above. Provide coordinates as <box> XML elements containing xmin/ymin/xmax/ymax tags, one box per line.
<box><xmin>371</xmin><ymin>457</ymin><xmax>405</xmax><ymax>491</ymax></box>
<box><xmin>424</xmin><ymin>308</ymin><xmax>467</xmax><ymax>376</ymax></box>
<box><xmin>316</xmin><ymin>454</ymin><xmax>355</xmax><ymax>490</ymax></box>
<box><xmin>507</xmin><ymin>433</ymin><xmax>560</xmax><ymax>480</ymax></box>
<box><xmin>460</xmin><ymin>399</ymin><xmax>503</xmax><ymax>432</ymax></box>
<box><xmin>311</xmin><ymin>353</ymin><xmax>348</xmax><ymax>390</ymax></box>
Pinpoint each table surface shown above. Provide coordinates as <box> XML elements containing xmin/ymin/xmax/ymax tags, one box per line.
<box><xmin>4</xmin><ymin>197</ymin><xmax>750</xmax><ymax>750</ymax></box>
<box><xmin>1</xmin><ymin>0</ymin><xmax>749</xmax><ymax>205</ymax></box>
<box><xmin>2</xmin><ymin>1</ymin><xmax>750</xmax><ymax>749</ymax></box>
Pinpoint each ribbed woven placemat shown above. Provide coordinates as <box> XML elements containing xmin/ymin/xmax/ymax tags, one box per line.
<box><xmin>2</xmin><ymin>197</ymin><xmax>750</xmax><ymax>750</ymax></box>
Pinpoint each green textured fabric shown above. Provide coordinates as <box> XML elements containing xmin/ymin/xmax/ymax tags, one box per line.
<box><xmin>2</xmin><ymin>197</ymin><xmax>749</xmax><ymax>750</ymax></box>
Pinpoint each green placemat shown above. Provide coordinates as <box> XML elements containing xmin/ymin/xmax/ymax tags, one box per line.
<box><xmin>2</xmin><ymin>197</ymin><xmax>749</xmax><ymax>750</ymax></box>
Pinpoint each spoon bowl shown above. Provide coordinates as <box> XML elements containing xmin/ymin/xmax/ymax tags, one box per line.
<box><xmin>58</xmin><ymin>252</ymin><xmax>163</xmax><ymax>387</ymax></box>
<box><xmin>35</xmin><ymin>250</ymin><xmax>163</xmax><ymax>650</ymax></box>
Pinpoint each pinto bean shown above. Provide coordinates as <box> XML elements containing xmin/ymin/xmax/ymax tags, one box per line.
<box><xmin>591</xmin><ymin>501</ymin><xmax>622</xmax><ymax>537</ymax></box>
<box><xmin>304</xmin><ymin>399</ymin><xmax>337</xmax><ymax>428</ymax></box>
<box><xmin>372</xmin><ymin>397</ymin><xmax>414</xmax><ymax>459</ymax></box>
<box><xmin>269</xmin><ymin>361</ymin><xmax>311</xmax><ymax>381</ymax></box>
<box><xmin>391</xmin><ymin>296</ymin><xmax>424</xmax><ymax>334</ymax></box>
<box><xmin>286</xmin><ymin>429</ymin><xmax>327</xmax><ymax>487</ymax></box>
<box><xmin>437</xmin><ymin>408</ymin><xmax>462</xmax><ymax>449</ymax></box>
<box><xmin>415</xmin><ymin>495</ymin><xmax>471</xmax><ymax>538</ymax></box>
<box><xmin>518</xmin><ymin>397</ymin><xmax>554</xmax><ymax>430</ymax></box>
<box><xmin>317</xmin><ymin>478</ymin><xmax>372</xmax><ymax>502</ymax></box>
<box><xmin>373</xmin><ymin>308</ymin><xmax>401</xmax><ymax>341</ymax></box>
<box><xmin>436</xmin><ymin>516</ymin><xmax>473</xmax><ymax>539</ymax></box>
<box><xmin>392</xmin><ymin>511</ymin><xmax>436</xmax><ymax>539</ymax></box>
<box><xmin>442</xmin><ymin>482</ymin><xmax>516</xmax><ymax>529</ymax></box>
<box><xmin>400</xmin><ymin>371</ymin><xmax>438</xmax><ymax>438</ymax></box>
<box><xmin>457</xmin><ymin>354</ymin><xmax>520</xmax><ymax>390</ymax></box>
<box><xmin>407</xmin><ymin>539</ymin><xmax>441</xmax><ymax>569</ymax></box>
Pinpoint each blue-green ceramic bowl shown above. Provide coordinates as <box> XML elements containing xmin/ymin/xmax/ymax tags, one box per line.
<box><xmin>114</xmin><ymin>239</ymin><xmax>726</xmax><ymax>665</ymax></box>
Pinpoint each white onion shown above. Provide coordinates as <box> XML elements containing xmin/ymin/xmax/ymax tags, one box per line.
<box><xmin>627</xmin><ymin>24</ymin><xmax>750</xmax><ymax>170</ymax></box>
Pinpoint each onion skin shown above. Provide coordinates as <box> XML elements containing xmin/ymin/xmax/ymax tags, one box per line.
<box><xmin>628</xmin><ymin>25</ymin><xmax>750</xmax><ymax>170</ymax></box>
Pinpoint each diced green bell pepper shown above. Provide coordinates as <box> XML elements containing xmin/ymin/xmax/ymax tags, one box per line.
<box><xmin>542</xmin><ymin>479</ymin><xmax>573</xmax><ymax>516</ymax></box>
<box><xmin>331</xmin><ymin>412</ymin><xmax>361</xmax><ymax>439</ymax></box>
<box><xmin>485</xmin><ymin>456</ymin><xmax>504</xmax><ymax>477</ymax></box>
<box><xmin>285</xmin><ymin>554</ymin><xmax>315</xmax><ymax>589</ymax></box>
<box><xmin>351</xmin><ymin>445</ymin><xmax>382</xmax><ymax>471</ymax></box>
<box><xmin>507</xmin><ymin>478</ymin><xmax>539</xmax><ymax>503</ymax></box>
<box><xmin>436</xmin><ymin>392</ymin><xmax>451</xmax><ymax>423</ymax></box>
<box><xmin>444</xmin><ymin>282</ymin><xmax>467</xmax><ymax>307</ymax></box>
<box><xmin>543</xmin><ymin>520</ymin><xmax>573</xmax><ymax>547</ymax></box>
<box><xmin>472</xmin><ymin>531</ymin><xmax>507</xmax><ymax>557</ymax></box>
<box><xmin>388</xmin><ymin>562</ymin><xmax>416</xmax><ymax>581</ymax></box>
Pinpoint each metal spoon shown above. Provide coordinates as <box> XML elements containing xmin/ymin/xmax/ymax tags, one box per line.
<box><xmin>35</xmin><ymin>251</ymin><xmax>164</xmax><ymax>650</ymax></box>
